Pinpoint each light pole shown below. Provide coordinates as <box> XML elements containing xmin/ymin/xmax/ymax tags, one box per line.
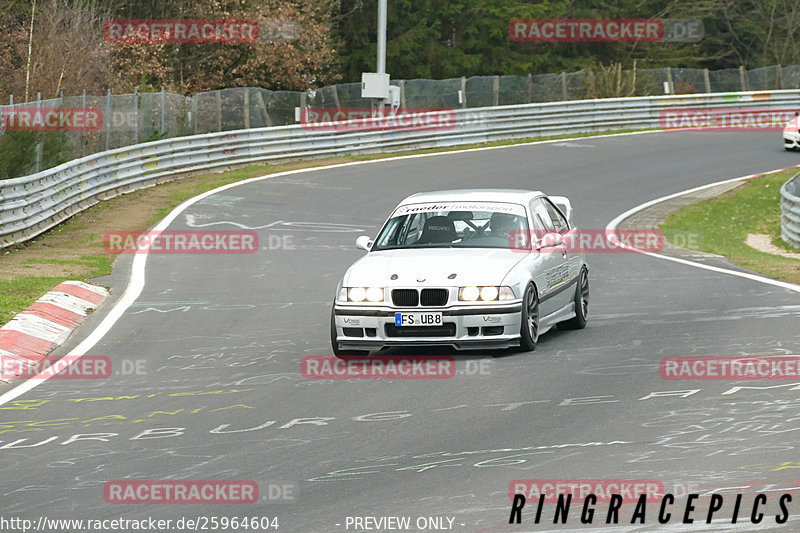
<box><xmin>362</xmin><ymin>0</ymin><xmax>396</xmax><ymax>115</ymax></box>
<box><xmin>376</xmin><ymin>0</ymin><xmax>387</xmax><ymax>113</ymax></box>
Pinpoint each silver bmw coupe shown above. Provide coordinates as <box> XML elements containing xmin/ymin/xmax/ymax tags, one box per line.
<box><xmin>331</xmin><ymin>189</ymin><xmax>588</xmax><ymax>355</ymax></box>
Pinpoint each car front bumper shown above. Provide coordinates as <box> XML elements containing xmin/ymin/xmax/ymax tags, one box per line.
<box><xmin>333</xmin><ymin>302</ymin><xmax>523</xmax><ymax>351</ymax></box>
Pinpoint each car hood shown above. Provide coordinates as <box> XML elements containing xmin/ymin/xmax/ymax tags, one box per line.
<box><xmin>343</xmin><ymin>248</ymin><xmax>526</xmax><ymax>287</ymax></box>
<box><xmin>784</xmin><ymin>117</ymin><xmax>799</xmax><ymax>132</ymax></box>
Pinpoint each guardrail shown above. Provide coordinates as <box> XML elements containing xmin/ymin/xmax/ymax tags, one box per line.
<box><xmin>2</xmin><ymin>89</ymin><xmax>800</xmax><ymax>248</ymax></box>
<box><xmin>781</xmin><ymin>171</ymin><xmax>800</xmax><ymax>249</ymax></box>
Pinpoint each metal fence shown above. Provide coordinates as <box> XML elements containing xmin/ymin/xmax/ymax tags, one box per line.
<box><xmin>781</xmin><ymin>172</ymin><xmax>800</xmax><ymax>249</ymax></box>
<box><xmin>2</xmin><ymin>89</ymin><xmax>800</xmax><ymax>249</ymax></box>
<box><xmin>4</xmin><ymin>64</ymin><xmax>800</xmax><ymax>178</ymax></box>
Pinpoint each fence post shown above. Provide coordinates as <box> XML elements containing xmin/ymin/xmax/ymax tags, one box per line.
<box><xmin>243</xmin><ymin>88</ymin><xmax>250</xmax><ymax>129</ymax></box>
<box><xmin>191</xmin><ymin>95</ymin><xmax>197</xmax><ymax>134</ymax></box>
<box><xmin>105</xmin><ymin>88</ymin><xmax>111</xmax><ymax>150</ymax></box>
<box><xmin>460</xmin><ymin>77</ymin><xmax>467</xmax><ymax>108</ymax></box>
<box><xmin>35</xmin><ymin>92</ymin><xmax>42</xmax><ymax>173</ymax></box>
<box><xmin>561</xmin><ymin>72</ymin><xmax>567</xmax><ymax>100</ymax></box>
<box><xmin>331</xmin><ymin>84</ymin><xmax>341</xmax><ymax>108</ymax></box>
<box><xmin>255</xmin><ymin>91</ymin><xmax>271</xmax><ymax>127</ymax></box>
<box><xmin>526</xmin><ymin>74</ymin><xmax>532</xmax><ymax>103</ymax></box>
<box><xmin>703</xmin><ymin>68</ymin><xmax>711</xmax><ymax>93</ymax></box>
<box><xmin>666</xmin><ymin>67</ymin><xmax>674</xmax><ymax>94</ymax></box>
<box><xmin>8</xmin><ymin>94</ymin><xmax>12</xmax><ymax>105</ymax></box>
<box><xmin>399</xmin><ymin>79</ymin><xmax>406</xmax><ymax>108</ymax></box>
<box><xmin>739</xmin><ymin>66</ymin><xmax>747</xmax><ymax>91</ymax></box>
<box><xmin>160</xmin><ymin>85</ymin><xmax>166</xmax><ymax>134</ymax></box>
<box><xmin>133</xmin><ymin>86</ymin><xmax>139</xmax><ymax>144</ymax></box>
<box><xmin>81</xmin><ymin>89</ymin><xmax>86</xmax><ymax>157</ymax></box>
<box><xmin>493</xmin><ymin>75</ymin><xmax>500</xmax><ymax>106</ymax></box>
<box><xmin>215</xmin><ymin>91</ymin><xmax>222</xmax><ymax>131</ymax></box>
<box><xmin>777</xmin><ymin>64</ymin><xmax>783</xmax><ymax>90</ymax></box>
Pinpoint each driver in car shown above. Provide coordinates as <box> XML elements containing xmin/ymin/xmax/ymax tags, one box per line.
<box><xmin>489</xmin><ymin>212</ymin><xmax>518</xmax><ymax>240</ymax></box>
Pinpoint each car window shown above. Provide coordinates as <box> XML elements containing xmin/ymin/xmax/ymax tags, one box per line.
<box><xmin>543</xmin><ymin>198</ymin><xmax>569</xmax><ymax>233</ymax></box>
<box><xmin>530</xmin><ymin>198</ymin><xmax>555</xmax><ymax>232</ymax></box>
<box><xmin>372</xmin><ymin>202</ymin><xmax>529</xmax><ymax>250</ymax></box>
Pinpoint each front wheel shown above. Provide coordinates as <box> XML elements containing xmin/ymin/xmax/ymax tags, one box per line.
<box><xmin>558</xmin><ymin>268</ymin><xmax>589</xmax><ymax>330</ymax></box>
<box><xmin>518</xmin><ymin>283</ymin><xmax>539</xmax><ymax>352</ymax></box>
<box><xmin>330</xmin><ymin>306</ymin><xmax>369</xmax><ymax>358</ymax></box>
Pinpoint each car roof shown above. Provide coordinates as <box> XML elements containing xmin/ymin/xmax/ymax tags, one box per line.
<box><xmin>398</xmin><ymin>189</ymin><xmax>545</xmax><ymax>206</ymax></box>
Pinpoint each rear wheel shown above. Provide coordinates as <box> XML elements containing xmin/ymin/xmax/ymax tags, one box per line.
<box><xmin>330</xmin><ymin>306</ymin><xmax>369</xmax><ymax>358</ymax></box>
<box><xmin>518</xmin><ymin>283</ymin><xmax>539</xmax><ymax>352</ymax></box>
<box><xmin>558</xmin><ymin>268</ymin><xmax>589</xmax><ymax>330</ymax></box>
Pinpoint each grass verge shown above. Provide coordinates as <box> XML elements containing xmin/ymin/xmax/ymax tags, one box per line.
<box><xmin>660</xmin><ymin>168</ymin><xmax>800</xmax><ymax>285</ymax></box>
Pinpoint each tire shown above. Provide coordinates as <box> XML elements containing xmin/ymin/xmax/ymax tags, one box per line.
<box><xmin>518</xmin><ymin>282</ymin><xmax>540</xmax><ymax>352</ymax></box>
<box><xmin>558</xmin><ymin>268</ymin><xmax>589</xmax><ymax>330</ymax></box>
<box><xmin>330</xmin><ymin>306</ymin><xmax>369</xmax><ymax>358</ymax></box>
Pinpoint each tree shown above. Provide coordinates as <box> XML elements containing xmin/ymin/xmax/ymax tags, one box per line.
<box><xmin>0</xmin><ymin>0</ymin><xmax>113</xmax><ymax>101</ymax></box>
<box><xmin>333</xmin><ymin>0</ymin><xmax>570</xmax><ymax>82</ymax></box>
<box><xmin>107</xmin><ymin>0</ymin><xmax>342</xmax><ymax>93</ymax></box>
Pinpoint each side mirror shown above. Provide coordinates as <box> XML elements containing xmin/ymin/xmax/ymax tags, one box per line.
<box><xmin>355</xmin><ymin>235</ymin><xmax>373</xmax><ymax>251</ymax></box>
<box><xmin>536</xmin><ymin>232</ymin><xmax>564</xmax><ymax>249</ymax></box>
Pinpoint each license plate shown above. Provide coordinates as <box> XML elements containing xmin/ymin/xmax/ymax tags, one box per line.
<box><xmin>395</xmin><ymin>312</ymin><xmax>443</xmax><ymax>326</ymax></box>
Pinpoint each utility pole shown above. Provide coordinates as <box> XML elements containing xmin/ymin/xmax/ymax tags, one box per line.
<box><xmin>376</xmin><ymin>0</ymin><xmax>387</xmax><ymax>114</ymax></box>
<box><xmin>361</xmin><ymin>0</ymin><xmax>398</xmax><ymax>116</ymax></box>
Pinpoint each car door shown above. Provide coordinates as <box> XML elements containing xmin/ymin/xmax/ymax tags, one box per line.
<box><xmin>529</xmin><ymin>198</ymin><xmax>573</xmax><ymax>315</ymax></box>
<box><xmin>542</xmin><ymin>196</ymin><xmax>582</xmax><ymax>293</ymax></box>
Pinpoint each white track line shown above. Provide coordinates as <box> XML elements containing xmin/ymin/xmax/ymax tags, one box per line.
<box><xmin>0</xmin><ymin>128</ymin><xmax>777</xmax><ymax>405</ymax></box>
<box><xmin>606</xmin><ymin>167</ymin><xmax>800</xmax><ymax>294</ymax></box>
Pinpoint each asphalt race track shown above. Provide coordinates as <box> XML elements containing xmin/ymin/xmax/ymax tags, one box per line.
<box><xmin>2</xmin><ymin>130</ymin><xmax>800</xmax><ymax>532</ymax></box>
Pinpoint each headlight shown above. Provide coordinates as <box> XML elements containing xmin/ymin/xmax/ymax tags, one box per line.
<box><xmin>459</xmin><ymin>286</ymin><xmax>480</xmax><ymax>301</ymax></box>
<box><xmin>479</xmin><ymin>286</ymin><xmax>498</xmax><ymax>301</ymax></box>
<box><xmin>366</xmin><ymin>287</ymin><xmax>384</xmax><ymax>302</ymax></box>
<box><xmin>348</xmin><ymin>287</ymin><xmax>367</xmax><ymax>302</ymax></box>
<box><xmin>344</xmin><ymin>287</ymin><xmax>384</xmax><ymax>303</ymax></box>
<box><xmin>459</xmin><ymin>286</ymin><xmax>515</xmax><ymax>301</ymax></box>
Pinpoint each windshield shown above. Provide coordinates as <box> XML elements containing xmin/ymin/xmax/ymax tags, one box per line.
<box><xmin>372</xmin><ymin>202</ymin><xmax>529</xmax><ymax>251</ymax></box>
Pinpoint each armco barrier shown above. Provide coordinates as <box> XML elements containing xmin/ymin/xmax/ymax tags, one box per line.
<box><xmin>781</xmin><ymin>171</ymin><xmax>800</xmax><ymax>249</ymax></box>
<box><xmin>2</xmin><ymin>89</ymin><xmax>800</xmax><ymax>248</ymax></box>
